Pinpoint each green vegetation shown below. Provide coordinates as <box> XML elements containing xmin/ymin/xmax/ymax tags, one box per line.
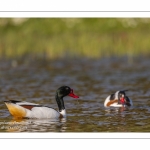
<box><xmin>0</xmin><ymin>18</ymin><xmax>150</xmax><ymax>60</ymax></box>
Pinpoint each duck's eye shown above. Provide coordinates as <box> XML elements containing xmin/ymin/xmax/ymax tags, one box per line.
<box><xmin>65</xmin><ymin>87</ymin><xmax>69</xmax><ymax>91</ymax></box>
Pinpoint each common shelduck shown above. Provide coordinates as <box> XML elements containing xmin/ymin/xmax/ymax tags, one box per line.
<box><xmin>104</xmin><ymin>90</ymin><xmax>133</xmax><ymax>107</ymax></box>
<box><xmin>4</xmin><ymin>86</ymin><xmax>79</xmax><ymax>119</ymax></box>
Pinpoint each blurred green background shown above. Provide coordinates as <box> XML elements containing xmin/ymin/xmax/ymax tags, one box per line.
<box><xmin>0</xmin><ymin>18</ymin><xmax>150</xmax><ymax>60</ymax></box>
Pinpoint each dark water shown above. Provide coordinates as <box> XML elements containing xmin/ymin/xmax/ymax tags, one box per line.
<box><xmin>0</xmin><ymin>56</ymin><xmax>150</xmax><ymax>132</ymax></box>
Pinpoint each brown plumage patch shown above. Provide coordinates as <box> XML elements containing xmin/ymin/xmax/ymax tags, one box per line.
<box><xmin>106</xmin><ymin>99</ymin><xmax>118</xmax><ymax>107</ymax></box>
<box><xmin>59</xmin><ymin>113</ymin><xmax>63</xmax><ymax>119</ymax></box>
<box><xmin>20</xmin><ymin>105</ymin><xmax>35</xmax><ymax>110</ymax></box>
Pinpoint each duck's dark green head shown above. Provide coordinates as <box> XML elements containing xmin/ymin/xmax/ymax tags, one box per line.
<box><xmin>56</xmin><ymin>86</ymin><xmax>79</xmax><ymax>98</ymax></box>
<box><xmin>55</xmin><ymin>86</ymin><xmax>79</xmax><ymax>112</ymax></box>
<box><xmin>118</xmin><ymin>90</ymin><xmax>128</xmax><ymax>104</ymax></box>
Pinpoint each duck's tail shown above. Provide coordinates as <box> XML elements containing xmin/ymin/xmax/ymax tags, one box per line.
<box><xmin>4</xmin><ymin>100</ymin><xmax>26</xmax><ymax>118</ymax></box>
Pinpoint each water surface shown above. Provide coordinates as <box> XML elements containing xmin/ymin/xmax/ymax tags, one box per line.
<box><xmin>0</xmin><ymin>57</ymin><xmax>150</xmax><ymax>132</ymax></box>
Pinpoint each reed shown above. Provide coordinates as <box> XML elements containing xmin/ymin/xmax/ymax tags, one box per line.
<box><xmin>0</xmin><ymin>18</ymin><xmax>150</xmax><ymax>60</ymax></box>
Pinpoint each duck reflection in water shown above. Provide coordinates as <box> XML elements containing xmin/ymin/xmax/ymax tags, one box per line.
<box><xmin>3</xmin><ymin>117</ymin><xmax>67</xmax><ymax>132</ymax></box>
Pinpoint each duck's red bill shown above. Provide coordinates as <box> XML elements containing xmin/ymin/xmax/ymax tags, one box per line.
<box><xmin>120</xmin><ymin>97</ymin><xmax>125</xmax><ymax>104</ymax></box>
<box><xmin>68</xmin><ymin>89</ymin><xmax>79</xmax><ymax>98</ymax></box>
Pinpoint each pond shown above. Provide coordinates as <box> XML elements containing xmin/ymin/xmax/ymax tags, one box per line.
<box><xmin>0</xmin><ymin>56</ymin><xmax>150</xmax><ymax>132</ymax></box>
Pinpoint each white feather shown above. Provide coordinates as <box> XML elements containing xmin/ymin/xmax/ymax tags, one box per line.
<box><xmin>15</xmin><ymin>101</ymin><xmax>39</xmax><ymax>106</ymax></box>
<box><xmin>60</xmin><ymin>109</ymin><xmax>66</xmax><ymax>118</ymax></box>
<box><xmin>104</xmin><ymin>95</ymin><xmax>111</xmax><ymax>107</ymax></box>
<box><xmin>26</xmin><ymin>107</ymin><xmax>61</xmax><ymax>119</ymax></box>
<box><xmin>114</xmin><ymin>91</ymin><xmax>119</xmax><ymax>99</ymax></box>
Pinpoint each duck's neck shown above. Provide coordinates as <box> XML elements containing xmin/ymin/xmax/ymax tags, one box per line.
<box><xmin>55</xmin><ymin>94</ymin><xmax>65</xmax><ymax>112</ymax></box>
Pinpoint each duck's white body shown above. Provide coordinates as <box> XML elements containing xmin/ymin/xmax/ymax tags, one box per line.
<box><xmin>104</xmin><ymin>91</ymin><xmax>133</xmax><ymax>107</ymax></box>
<box><xmin>104</xmin><ymin>95</ymin><xmax>123</xmax><ymax>107</ymax></box>
<box><xmin>5</xmin><ymin>86</ymin><xmax>79</xmax><ymax>119</ymax></box>
<box><xmin>5</xmin><ymin>101</ymin><xmax>64</xmax><ymax>119</ymax></box>
<box><xmin>4</xmin><ymin>86</ymin><xmax>79</xmax><ymax>119</ymax></box>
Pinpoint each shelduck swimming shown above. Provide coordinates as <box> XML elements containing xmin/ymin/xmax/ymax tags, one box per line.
<box><xmin>104</xmin><ymin>90</ymin><xmax>133</xmax><ymax>107</ymax></box>
<box><xmin>4</xmin><ymin>86</ymin><xmax>79</xmax><ymax>119</ymax></box>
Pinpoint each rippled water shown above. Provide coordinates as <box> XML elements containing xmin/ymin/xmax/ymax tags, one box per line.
<box><xmin>0</xmin><ymin>56</ymin><xmax>150</xmax><ymax>132</ymax></box>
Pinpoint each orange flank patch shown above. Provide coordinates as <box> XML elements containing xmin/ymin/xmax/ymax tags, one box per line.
<box><xmin>106</xmin><ymin>99</ymin><xmax>118</xmax><ymax>107</ymax></box>
<box><xmin>5</xmin><ymin>103</ymin><xmax>26</xmax><ymax>118</ymax></box>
